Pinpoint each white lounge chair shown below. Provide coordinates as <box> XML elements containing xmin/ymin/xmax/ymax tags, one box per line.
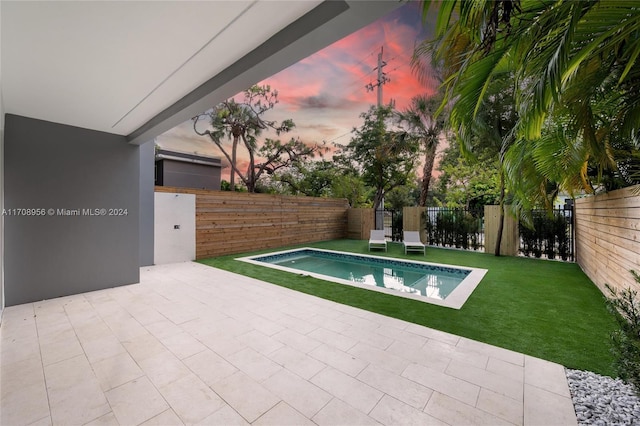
<box><xmin>368</xmin><ymin>230</ymin><xmax>387</xmax><ymax>252</ymax></box>
<box><xmin>403</xmin><ymin>231</ymin><xmax>425</xmax><ymax>255</ymax></box>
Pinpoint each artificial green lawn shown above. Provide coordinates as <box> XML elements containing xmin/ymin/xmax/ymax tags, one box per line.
<box><xmin>198</xmin><ymin>239</ymin><xmax>618</xmax><ymax>377</ymax></box>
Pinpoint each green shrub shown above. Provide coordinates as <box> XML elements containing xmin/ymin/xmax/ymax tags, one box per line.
<box><xmin>605</xmin><ymin>271</ymin><xmax>640</xmax><ymax>394</ymax></box>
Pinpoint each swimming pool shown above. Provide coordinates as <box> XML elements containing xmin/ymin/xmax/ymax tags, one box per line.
<box><xmin>237</xmin><ymin>248</ymin><xmax>487</xmax><ymax>309</ymax></box>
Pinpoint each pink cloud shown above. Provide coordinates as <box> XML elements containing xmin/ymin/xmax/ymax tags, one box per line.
<box><xmin>160</xmin><ymin>2</ymin><xmax>444</xmax><ymax>184</ymax></box>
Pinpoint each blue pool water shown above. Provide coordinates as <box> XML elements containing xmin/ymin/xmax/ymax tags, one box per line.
<box><xmin>246</xmin><ymin>249</ymin><xmax>471</xmax><ymax>300</ymax></box>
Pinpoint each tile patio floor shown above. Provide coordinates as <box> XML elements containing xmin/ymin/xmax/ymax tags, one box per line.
<box><xmin>1</xmin><ymin>262</ymin><xmax>578</xmax><ymax>425</ymax></box>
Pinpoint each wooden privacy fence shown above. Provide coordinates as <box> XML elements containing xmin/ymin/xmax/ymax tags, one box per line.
<box><xmin>575</xmin><ymin>185</ymin><xmax>640</xmax><ymax>294</ymax></box>
<box><xmin>155</xmin><ymin>187</ymin><xmax>349</xmax><ymax>259</ymax></box>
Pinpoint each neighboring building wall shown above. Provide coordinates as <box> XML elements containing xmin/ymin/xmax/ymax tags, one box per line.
<box><xmin>157</xmin><ymin>160</ymin><xmax>221</xmax><ymax>190</ymax></box>
<box><xmin>575</xmin><ymin>185</ymin><xmax>640</xmax><ymax>295</ymax></box>
<box><xmin>139</xmin><ymin>141</ymin><xmax>155</xmax><ymax>266</ymax></box>
<box><xmin>4</xmin><ymin>114</ymin><xmax>140</xmax><ymax>306</ymax></box>
<box><xmin>154</xmin><ymin>192</ymin><xmax>195</xmax><ymax>264</ymax></box>
<box><xmin>156</xmin><ymin>186</ymin><xmax>349</xmax><ymax>258</ymax></box>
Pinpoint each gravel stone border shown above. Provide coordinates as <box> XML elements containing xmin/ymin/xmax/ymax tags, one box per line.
<box><xmin>567</xmin><ymin>369</ymin><xmax>640</xmax><ymax>425</ymax></box>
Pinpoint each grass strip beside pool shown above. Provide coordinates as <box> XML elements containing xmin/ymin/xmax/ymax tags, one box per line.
<box><xmin>198</xmin><ymin>239</ymin><xmax>618</xmax><ymax>376</ymax></box>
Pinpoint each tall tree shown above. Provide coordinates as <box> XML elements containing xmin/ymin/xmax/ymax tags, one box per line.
<box><xmin>193</xmin><ymin>85</ymin><xmax>294</xmax><ymax>191</ymax></box>
<box><xmin>398</xmin><ymin>94</ymin><xmax>447</xmax><ymax>206</ymax></box>
<box><xmin>193</xmin><ymin>85</ymin><xmax>324</xmax><ymax>193</ymax></box>
<box><xmin>338</xmin><ymin>105</ymin><xmax>419</xmax><ymax>216</ymax></box>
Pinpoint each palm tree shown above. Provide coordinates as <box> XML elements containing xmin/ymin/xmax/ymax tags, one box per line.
<box><xmin>414</xmin><ymin>0</ymin><xmax>640</xmax><ymax>204</ymax></box>
<box><xmin>398</xmin><ymin>94</ymin><xmax>446</xmax><ymax>206</ymax></box>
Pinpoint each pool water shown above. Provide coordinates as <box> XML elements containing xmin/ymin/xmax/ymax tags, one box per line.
<box><xmin>241</xmin><ymin>248</ymin><xmax>476</xmax><ymax>302</ymax></box>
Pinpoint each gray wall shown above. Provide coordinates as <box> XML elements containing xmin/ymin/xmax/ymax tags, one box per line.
<box><xmin>139</xmin><ymin>141</ymin><xmax>154</xmax><ymax>266</ymax></box>
<box><xmin>4</xmin><ymin>114</ymin><xmax>140</xmax><ymax>306</ymax></box>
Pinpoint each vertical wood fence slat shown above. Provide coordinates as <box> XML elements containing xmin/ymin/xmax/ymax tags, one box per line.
<box><xmin>484</xmin><ymin>205</ymin><xmax>519</xmax><ymax>256</ymax></box>
<box><xmin>347</xmin><ymin>208</ymin><xmax>374</xmax><ymax>240</ymax></box>
<box><xmin>403</xmin><ymin>207</ymin><xmax>426</xmax><ymax>243</ymax></box>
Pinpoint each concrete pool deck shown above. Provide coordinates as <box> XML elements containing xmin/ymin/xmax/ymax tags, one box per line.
<box><xmin>1</xmin><ymin>262</ymin><xmax>577</xmax><ymax>425</ymax></box>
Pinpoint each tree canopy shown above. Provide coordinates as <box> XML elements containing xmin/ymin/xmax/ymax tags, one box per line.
<box><xmin>415</xmin><ymin>0</ymin><xmax>640</xmax><ymax>210</ymax></box>
<box><xmin>336</xmin><ymin>105</ymin><xmax>419</xmax><ymax>213</ymax></box>
<box><xmin>193</xmin><ymin>85</ymin><xmax>324</xmax><ymax>192</ymax></box>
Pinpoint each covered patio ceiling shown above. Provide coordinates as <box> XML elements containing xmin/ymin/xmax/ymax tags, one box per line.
<box><xmin>1</xmin><ymin>1</ymin><xmax>403</xmax><ymax>145</ymax></box>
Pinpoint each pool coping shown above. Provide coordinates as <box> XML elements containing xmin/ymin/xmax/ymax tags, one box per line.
<box><xmin>236</xmin><ymin>247</ymin><xmax>488</xmax><ymax>309</ymax></box>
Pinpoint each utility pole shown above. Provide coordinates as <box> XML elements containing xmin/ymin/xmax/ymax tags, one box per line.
<box><xmin>365</xmin><ymin>46</ymin><xmax>390</xmax><ymax>230</ymax></box>
<box><xmin>366</xmin><ymin>46</ymin><xmax>390</xmax><ymax>107</ymax></box>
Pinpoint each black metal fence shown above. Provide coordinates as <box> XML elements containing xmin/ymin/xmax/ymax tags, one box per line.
<box><xmin>424</xmin><ymin>207</ymin><xmax>485</xmax><ymax>251</ymax></box>
<box><xmin>519</xmin><ymin>208</ymin><xmax>574</xmax><ymax>261</ymax></box>
<box><xmin>383</xmin><ymin>209</ymin><xmax>403</xmax><ymax>241</ymax></box>
<box><xmin>419</xmin><ymin>206</ymin><xmax>574</xmax><ymax>261</ymax></box>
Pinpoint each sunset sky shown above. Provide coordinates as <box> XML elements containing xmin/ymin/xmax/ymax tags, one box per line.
<box><xmin>156</xmin><ymin>1</ymin><xmax>438</xmax><ymax>181</ymax></box>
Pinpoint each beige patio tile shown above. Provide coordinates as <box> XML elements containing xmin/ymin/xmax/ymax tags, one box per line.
<box><xmin>477</xmin><ymin>388</ymin><xmax>524</xmax><ymax>425</ymax></box>
<box><xmin>158</xmin><ymin>374</ymin><xmax>226</xmax><ymax>424</ymax></box>
<box><xmin>336</xmin><ymin>312</ymin><xmax>382</xmax><ymax>331</ymax></box>
<box><xmin>45</xmin><ymin>354</ymin><xmax>111</xmax><ymax>425</ymax></box>
<box><xmin>39</xmin><ymin>331</ymin><xmax>85</xmax><ymax>366</ymax></box>
<box><xmin>311</xmin><ymin>367</ymin><xmax>384</xmax><ymax>414</ymax></box>
<box><xmin>158</xmin><ymin>331</ymin><xmax>207</xmax><ymax>360</ymax></box>
<box><xmin>404</xmin><ymin>322</ymin><xmax>461</xmax><ymax>346</ymax></box>
<box><xmin>253</xmin><ymin>401</ymin><xmax>316</xmax><ymax>426</ymax></box>
<box><xmin>312</xmin><ymin>398</ymin><xmax>382</xmax><ymax>426</ymax></box>
<box><xmin>121</xmin><ymin>331</ymin><xmax>166</xmax><ymax>362</ymax></box>
<box><xmin>1</xmin><ymin>379</ymin><xmax>50</xmax><ymax>426</ymax></box>
<box><xmin>267</xmin><ymin>346</ymin><xmax>327</xmax><ymax>380</ymax></box>
<box><xmin>341</xmin><ymin>325</ymin><xmax>395</xmax><ymax>350</ymax></box>
<box><xmin>80</xmin><ymin>334</ymin><xmax>127</xmax><ymax>364</ymax></box>
<box><xmin>524</xmin><ymin>383</ymin><xmax>577</xmax><ymax>426</ymax></box>
<box><xmin>105</xmin><ymin>377</ymin><xmax>169</xmax><ymax>426</ymax></box>
<box><xmin>209</xmin><ymin>371</ymin><xmax>280</xmax><ymax>423</ymax></box>
<box><xmin>375</xmin><ymin>325</ymin><xmax>429</xmax><ymax>348</ymax></box>
<box><xmin>357</xmin><ymin>364</ymin><xmax>433</xmax><ymax>410</ymax></box>
<box><xmin>198</xmin><ymin>330</ymin><xmax>248</xmax><ymax>357</ymax></box>
<box><xmin>309</xmin><ymin>343</ymin><xmax>369</xmax><ymax>377</ymax></box>
<box><xmin>524</xmin><ymin>355</ymin><xmax>572</xmax><ymax>397</ymax></box>
<box><xmin>424</xmin><ymin>338</ymin><xmax>490</xmax><ymax>369</ymax></box>
<box><xmin>425</xmin><ymin>392</ymin><xmax>514</xmax><ymax>425</ymax></box>
<box><xmin>306</xmin><ymin>313</ymin><xmax>352</xmax><ymax>333</ymax></box>
<box><xmin>226</xmin><ymin>347</ymin><xmax>283</xmax><ymax>382</ymax></box>
<box><xmin>84</xmin><ymin>411</ymin><xmax>119</xmax><ymax>426</ymax></box>
<box><xmin>195</xmin><ymin>405</ymin><xmax>249</xmax><ymax>426</ymax></box>
<box><xmin>457</xmin><ymin>337</ymin><xmax>525</xmax><ymax>366</ymax></box>
<box><xmin>91</xmin><ymin>352</ymin><xmax>145</xmax><ymax>391</ymax></box>
<box><xmin>487</xmin><ymin>356</ymin><xmax>525</xmax><ymax>382</ymax></box>
<box><xmin>244</xmin><ymin>315</ymin><xmax>287</xmax><ymax>336</ymax></box>
<box><xmin>236</xmin><ymin>329</ymin><xmax>285</xmax><ymax>355</ymax></box>
<box><xmin>262</xmin><ymin>369</ymin><xmax>333</xmax><ymax>418</ymax></box>
<box><xmin>386</xmin><ymin>340</ymin><xmax>451</xmax><ymax>372</ymax></box>
<box><xmin>446</xmin><ymin>359</ymin><xmax>523</xmax><ymax>401</ymax></box>
<box><xmin>138</xmin><ymin>350</ymin><xmax>191</xmax><ymax>388</ymax></box>
<box><xmin>0</xmin><ymin>331</ymin><xmax>41</xmax><ymax>365</ymax></box>
<box><xmin>183</xmin><ymin>349</ymin><xmax>239</xmax><ymax>386</ymax></box>
<box><xmin>273</xmin><ymin>328</ymin><xmax>322</xmax><ymax>354</ymax></box>
<box><xmin>144</xmin><ymin>318</ymin><xmax>184</xmax><ymax>340</ymax></box>
<box><xmin>276</xmin><ymin>314</ymin><xmax>319</xmax><ymax>335</ymax></box>
<box><xmin>402</xmin><ymin>362</ymin><xmax>480</xmax><ymax>406</ymax></box>
<box><xmin>27</xmin><ymin>415</ymin><xmax>53</xmax><ymax>426</ymax></box>
<box><xmin>348</xmin><ymin>341</ymin><xmax>411</xmax><ymax>375</ymax></box>
<box><xmin>308</xmin><ymin>327</ymin><xmax>358</xmax><ymax>351</ymax></box>
<box><xmin>370</xmin><ymin>394</ymin><xmax>447</xmax><ymax>426</ymax></box>
<box><xmin>140</xmin><ymin>409</ymin><xmax>185</xmax><ymax>426</ymax></box>
<box><xmin>214</xmin><ymin>316</ymin><xmax>255</xmax><ymax>337</ymax></box>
